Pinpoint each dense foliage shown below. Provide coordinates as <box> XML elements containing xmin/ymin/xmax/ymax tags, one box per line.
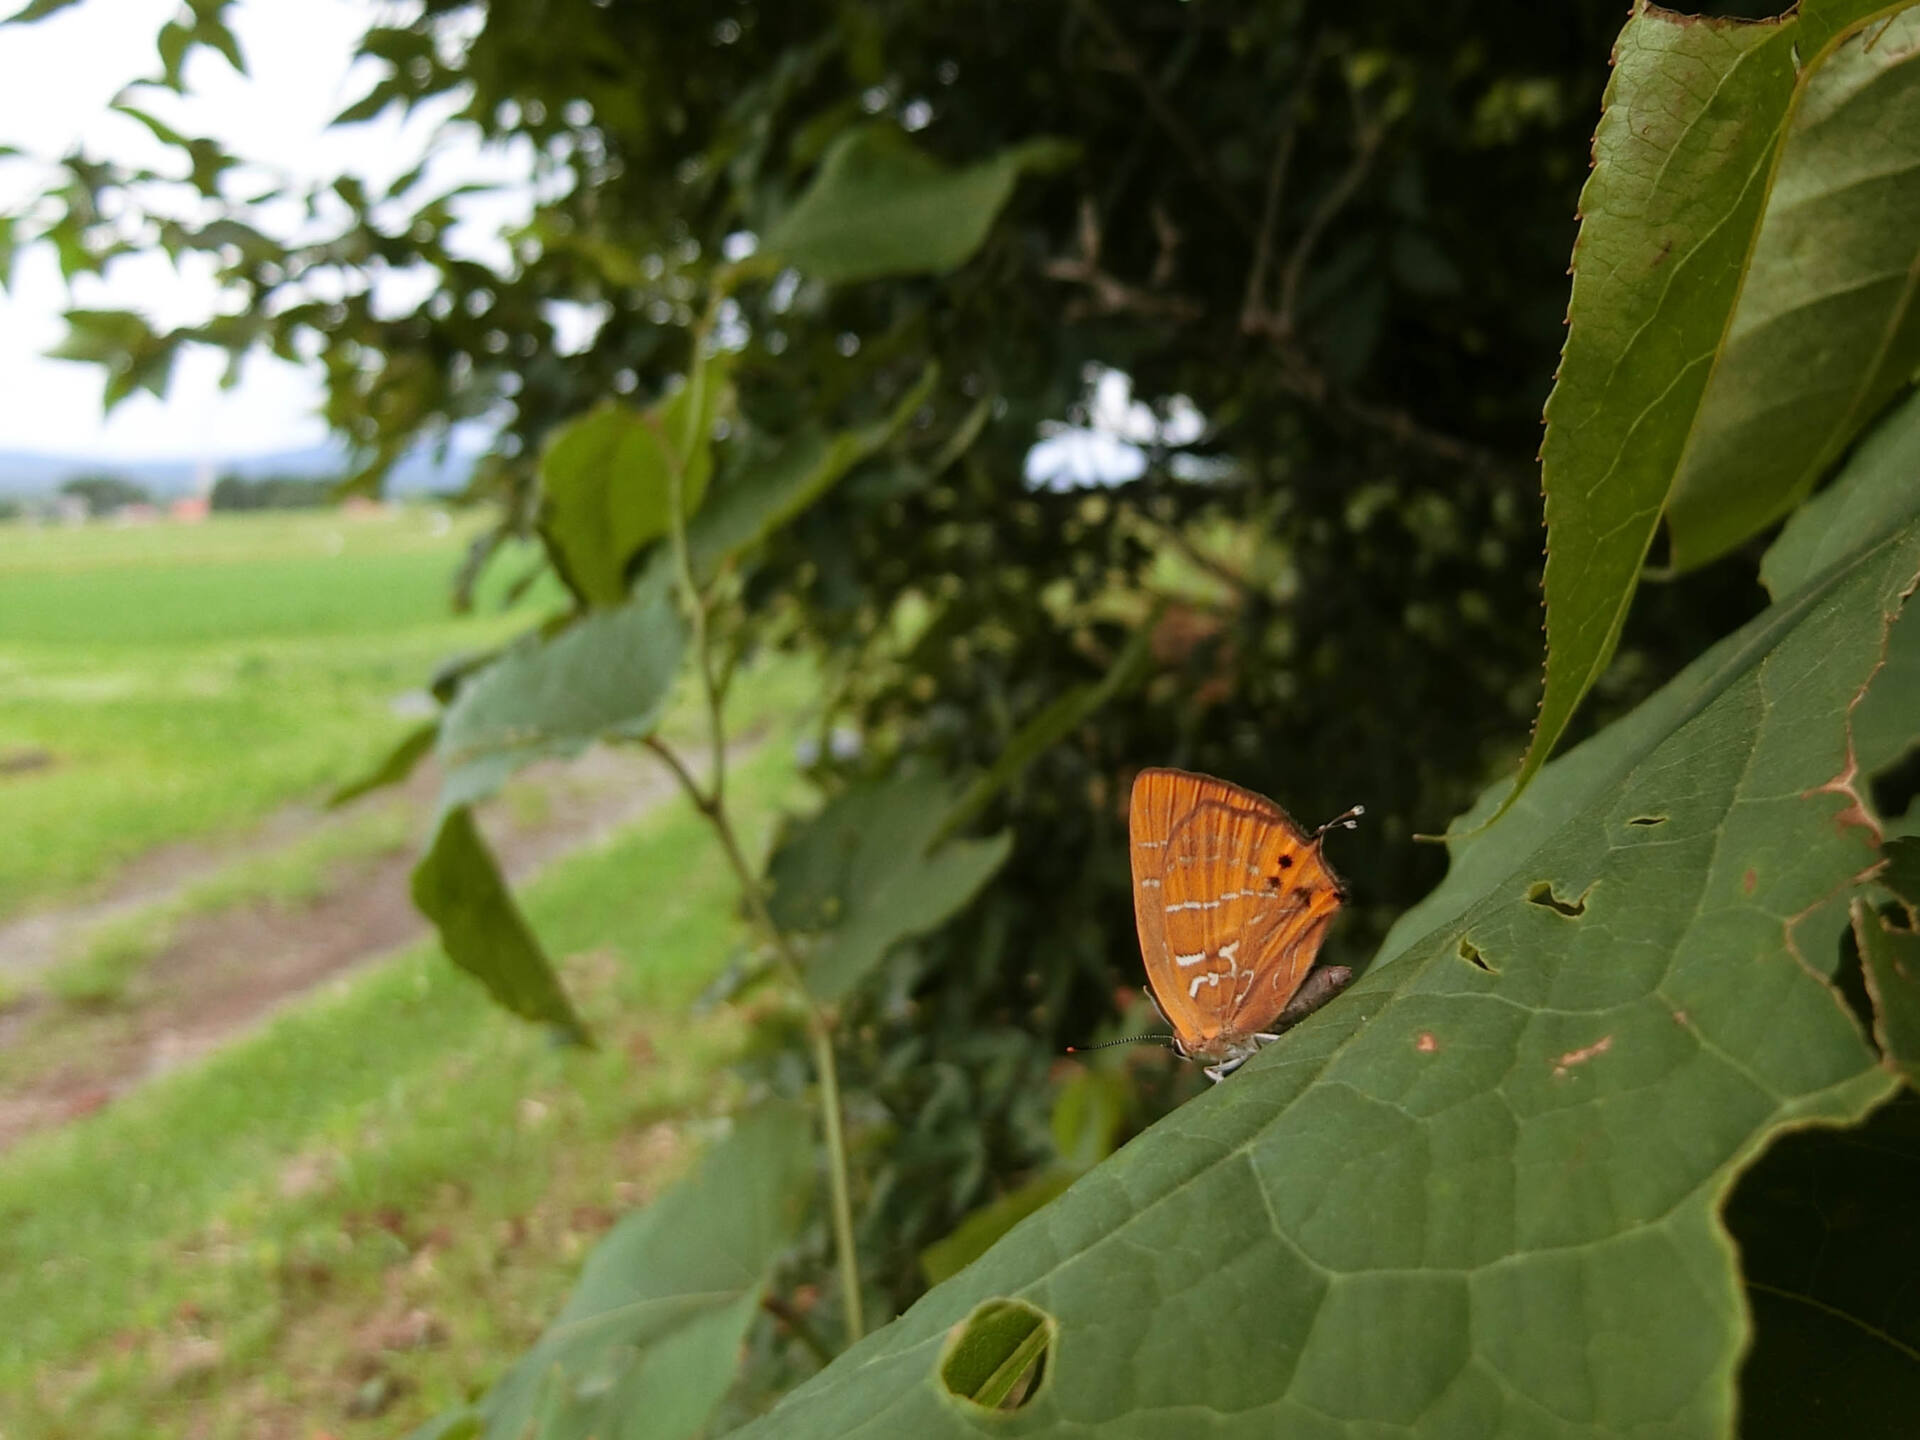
<box><xmin>9</xmin><ymin>0</ymin><xmax>1918</xmax><ymax>1434</ymax></box>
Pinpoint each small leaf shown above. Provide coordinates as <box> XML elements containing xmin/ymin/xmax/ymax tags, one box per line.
<box><xmin>936</xmin><ymin>614</ymin><xmax>1156</xmax><ymax>844</ymax></box>
<box><xmin>937</xmin><ymin>1298</ymin><xmax>1054</xmax><ymax>1412</ymax></box>
<box><xmin>766</xmin><ymin>771</ymin><xmax>1013</xmax><ymax>1004</ymax></box>
<box><xmin>3</xmin><ymin>0</ymin><xmax>85</xmax><ymax>21</ymax></box>
<box><xmin>440</xmin><ymin>1103</ymin><xmax>814</xmax><ymax>1440</ymax></box>
<box><xmin>1854</xmin><ymin>899</ymin><xmax>1920</xmax><ymax>1088</ymax></box>
<box><xmin>920</xmin><ymin>1174</ymin><xmax>1075</xmax><ymax>1287</ymax></box>
<box><xmin>686</xmin><ymin>364</ymin><xmax>936</xmax><ymax>581</ymax></box>
<box><xmin>328</xmin><ymin>720</ymin><xmax>436</xmax><ymax>809</ymax></box>
<box><xmin>410</xmin><ymin>806</ymin><xmax>588</xmax><ymax>1042</ymax></box>
<box><xmin>765</xmin><ymin>125</ymin><xmax>1075</xmax><ymax>284</ymax></box>
<box><xmin>1666</xmin><ymin>6</ymin><xmax>1920</xmax><ymax>570</ymax></box>
<box><xmin>437</xmin><ymin>564</ymin><xmax>685</xmax><ymax>811</ymax></box>
<box><xmin>540</xmin><ymin>353</ymin><xmax>730</xmax><ymax>607</ymax></box>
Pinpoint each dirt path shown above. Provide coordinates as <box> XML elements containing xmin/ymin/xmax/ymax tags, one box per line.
<box><xmin>0</xmin><ymin>743</ymin><xmax>717</xmax><ymax>1151</ymax></box>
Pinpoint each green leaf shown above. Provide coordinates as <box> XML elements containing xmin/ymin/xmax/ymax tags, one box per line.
<box><xmin>440</xmin><ymin>1102</ymin><xmax>814</xmax><ymax>1440</ymax></box>
<box><xmin>766</xmin><ymin>771</ymin><xmax>1013</xmax><ymax>1004</ymax></box>
<box><xmin>686</xmin><ymin>364</ymin><xmax>937</xmax><ymax>582</ymax></box>
<box><xmin>1518</xmin><ymin>0</ymin><xmax>1910</xmax><ymax>814</ymax></box>
<box><xmin>437</xmin><ymin>565</ymin><xmax>685</xmax><ymax>811</ymax></box>
<box><xmin>327</xmin><ymin>720</ymin><xmax>436</xmax><ymax>809</ymax></box>
<box><xmin>50</xmin><ymin>308</ymin><xmax>178</xmax><ymax>409</ymax></box>
<box><xmin>1666</xmin><ymin>5</ymin><xmax>1920</xmax><ymax>570</ymax></box>
<box><xmin>765</xmin><ymin>124</ymin><xmax>1075</xmax><ymax>284</ymax></box>
<box><xmin>410</xmin><ymin>807</ymin><xmax>588</xmax><ymax>1043</ymax></box>
<box><xmin>3</xmin><ymin>0</ymin><xmax>86</xmax><ymax>22</ymax></box>
<box><xmin>1763</xmin><ymin>390</ymin><xmax>1920</xmax><ymax>600</ymax></box>
<box><xmin>935</xmin><ymin>613</ymin><xmax>1157</xmax><ymax>845</ymax></box>
<box><xmin>1855</xmin><ymin>900</ymin><xmax>1920</xmax><ymax>1088</ymax></box>
<box><xmin>936</xmin><ymin>1298</ymin><xmax>1054</xmax><ymax>1412</ymax></box>
<box><xmin>1759</xmin><ymin>390</ymin><xmax>1920</xmax><ymax>785</ymax></box>
<box><xmin>731</xmin><ymin>446</ymin><xmax>1920</xmax><ymax>1440</ymax></box>
<box><xmin>540</xmin><ymin>354</ymin><xmax>729</xmax><ymax>607</ymax></box>
<box><xmin>920</xmin><ymin>1173</ymin><xmax>1074</xmax><ymax>1287</ymax></box>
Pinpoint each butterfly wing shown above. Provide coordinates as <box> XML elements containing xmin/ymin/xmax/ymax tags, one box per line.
<box><xmin>1130</xmin><ymin>768</ymin><xmax>1346</xmax><ymax>1053</ymax></box>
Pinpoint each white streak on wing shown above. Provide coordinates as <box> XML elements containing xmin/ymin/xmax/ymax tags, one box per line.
<box><xmin>1138</xmin><ymin>879</ymin><xmax>1161</xmax><ymax>889</ymax></box>
<box><xmin>1135</xmin><ymin>840</ymin><xmax>1165</xmax><ymax>849</ymax></box>
<box><xmin>1219</xmin><ymin>940</ymin><xmax>1241</xmax><ymax>964</ymax></box>
<box><xmin>1173</xmin><ymin>951</ymin><xmax>1208</xmax><ymax>968</ymax></box>
<box><xmin>1188</xmin><ymin>971</ymin><xmax>1225</xmax><ymax>998</ymax></box>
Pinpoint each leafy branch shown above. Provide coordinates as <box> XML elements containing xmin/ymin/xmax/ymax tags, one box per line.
<box><xmin>639</xmin><ymin>364</ymin><xmax>867</xmax><ymax>1347</ymax></box>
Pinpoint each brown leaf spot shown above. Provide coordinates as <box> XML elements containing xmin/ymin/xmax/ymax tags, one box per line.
<box><xmin>1415</xmin><ymin>1032</ymin><xmax>1438</xmax><ymax>1053</ymax></box>
<box><xmin>1742</xmin><ymin>868</ymin><xmax>1757</xmax><ymax>894</ymax></box>
<box><xmin>1552</xmin><ymin>1034</ymin><xmax>1613</xmax><ymax>1078</ymax></box>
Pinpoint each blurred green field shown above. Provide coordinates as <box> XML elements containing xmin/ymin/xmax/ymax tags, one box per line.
<box><xmin>0</xmin><ymin>508</ymin><xmax>814</xmax><ymax>1437</ymax></box>
<box><xmin>0</xmin><ymin>744</ymin><xmax>796</xmax><ymax>1439</ymax></box>
<box><xmin>0</xmin><ymin>509</ymin><xmax>561</xmax><ymax>919</ymax></box>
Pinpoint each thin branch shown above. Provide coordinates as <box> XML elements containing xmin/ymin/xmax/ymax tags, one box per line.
<box><xmin>644</xmin><ymin>360</ymin><xmax>867</xmax><ymax>1348</ymax></box>
<box><xmin>1240</xmin><ymin>37</ymin><xmax>1324</xmax><ymax>335</ymax></box>
<box><xmin>1070</xmin><ymin>0</ymin><xmax>1254</xmax><ymax>237</ymax></box>
<box><xmin>1276</xmin><ymin>115</ymin><xmax>1385</xmax><ymax>337</ymax></box>
<box><xmin>1043</xmin><ymin>197</ymin><xmax>1204</xmax><ymax>325</ymax></box>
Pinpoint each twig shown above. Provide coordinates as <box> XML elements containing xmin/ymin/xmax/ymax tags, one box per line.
<box><xmin>1043</xmin><ymin>197</ymin><xmax>1204</xmax><ymax>325</ymax></box>
<box><xmin>1275</xmin><ymin>115</ymin><xmax>1385</xmax><ymax>337</ymax></box>
<box><xmin>1240</xmin><ymin>41</ymin><xmax>1321</xmax><ymax>333</ymax></box>
<box><xmin>1070</xmin><ymin>0</ymin><xmax>1254</xmax><ymax>237</ymax></box>
<box><xmin>643</xmin><ymin>353</ymin><xmax>867</xmax><ymax>1347</ymax></box>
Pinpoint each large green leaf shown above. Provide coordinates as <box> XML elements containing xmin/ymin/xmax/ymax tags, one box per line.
<box><xmin>730</xmin><ymin>458</ymin><xmax>1920</xmax><ymax>1438</ymax></box>
<box><xmin>686</xmin><ymin>364</ymin><xmax>937</xmax><ymax>582</ymax></box>
<box><xmin>765</xmin><ymin>771</ymin><xmax>1013</xmax><ymax>1004</ymax></box>
<box><xmin>410</xmin><ymin>806</ymin><xmax>588</xmax><ymax>1043</ymax></box>
<box><xmin>540</xmin><ymin>353</ymin><xmax>729</xmax><ymax>607</ymax></box>
<box><xmin>1518</xmin><ymin>0</ymin><xmax>1907</xmax><ymax>811</ymax></box>
<box><xmin>437</xmin><ymin>565</ymin><xmax>685</xmax><ymax>811</ymax></box>
<box><xmin>764</xmin><ymin>124</ymin><xmax>1075</xmax><ymax>284</ymax></box>
<box><xmin>410</xmin><ymin>1103</ymin><xmax>814</xmax><ymax>1440</ymax></box>
<box><xmin>1667</xmin><ymin>4</ymin><xmax>1920</xmax><ymax>569</ymax></box>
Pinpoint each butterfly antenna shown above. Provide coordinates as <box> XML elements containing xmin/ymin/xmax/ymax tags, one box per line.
<box><xmin>1067</xmin><ymin>1033</ymin><xmax>1176</xmax><ymax>1055</ymax></box>
<box><xmin>1315</xmin><ymin>803</ymin><xmax>1365</xmax><ymax>838</ymax></box>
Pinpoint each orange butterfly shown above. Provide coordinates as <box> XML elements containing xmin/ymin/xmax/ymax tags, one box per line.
<box><xmin>1128</xmin><ymin>767</ymin><xmax>1359</xmax><ymax>1081</ymax></box>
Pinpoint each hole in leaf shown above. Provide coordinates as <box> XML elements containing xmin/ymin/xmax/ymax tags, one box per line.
<box><xmin>1456</xmin><ymin>936</ymin><xmax>1493</xmax><ymax>972</ymax></box>
<box><xmin>1627</xmin><ymin>815</ymin><xmax>1667</xmax><ymax>827</ymax></box>
<box><xmin>1871</xmin><ymin>744</ymin><xmax>1920</xmax><ymax>828</ymax></box>
<box><xmin>1526</xmin><ymin>881</ymin><xmax>1587</xmax><ymax>918</ymax></box>
<box><xmin>938</xmin><ymin>1297</ymin><xmax>1055</xmax><ymax>1412</ymax></box>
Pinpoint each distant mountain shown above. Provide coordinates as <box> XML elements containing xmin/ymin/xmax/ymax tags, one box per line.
<box><xmin>0</xmin><ymin>438</ymin><xmax>482</xmax><ymax>500</ymax></box>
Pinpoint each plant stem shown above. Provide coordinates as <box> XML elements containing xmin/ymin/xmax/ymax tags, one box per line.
<box><xmin>646</xmin><ymin>384</ymin><xmax>866</xmax><ymax>1347</ymax></box>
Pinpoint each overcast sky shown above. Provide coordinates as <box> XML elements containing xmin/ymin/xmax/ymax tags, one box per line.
<box><xmin>0</xmin><ymin>0</ymin><xmax>528</xmax><ymax>461</ymax></box>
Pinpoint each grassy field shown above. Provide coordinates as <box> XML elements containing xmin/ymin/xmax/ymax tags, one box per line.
<box><xmin>0</xmin><ymin>745</ymin><xmax>797</xmax><ymax>1438</ymax></box>
<box><xmin>0</xmin><ymin>509</ymin><xmax>561</xmax><ymax>918</ymax></box>
<box><xmin>0</xmin><ymin>508</ymin><xmax>818</xmax><ymax>1438</ymax></box>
